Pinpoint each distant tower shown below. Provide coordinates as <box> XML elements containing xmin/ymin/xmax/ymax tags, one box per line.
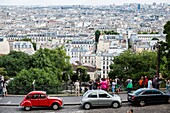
<box><xmin>138</xmin><ymin>4</ymin><xmax>140</xmax><ymax>11</ymax></box>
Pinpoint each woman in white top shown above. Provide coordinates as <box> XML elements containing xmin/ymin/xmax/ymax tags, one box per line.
<box><xmin>3</xmin><ymin>81</ymin><xmax>7</xmax><ymax>97</ymax></box>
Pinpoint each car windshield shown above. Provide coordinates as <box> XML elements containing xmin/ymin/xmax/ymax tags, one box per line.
<box><xmin>83</xmin><ymin>91</ymin><xmax>90</xmax><ymax>97</ymax></box>
<box><xmin>133</xmin><ymin>89</ymin><xmax>145</xmax><ymax>95</ymax></box>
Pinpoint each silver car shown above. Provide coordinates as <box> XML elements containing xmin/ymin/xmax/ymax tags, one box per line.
<box><xmin>80</xmin><ymin>90</ymin><xmax>122</xmax><ymax>110</ymax></box>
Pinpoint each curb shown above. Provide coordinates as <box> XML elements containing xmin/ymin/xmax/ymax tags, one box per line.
<box><xmin>0</xmin><ymin>100</ymin><xmax>128</xmax><ymax>106</ymax></box>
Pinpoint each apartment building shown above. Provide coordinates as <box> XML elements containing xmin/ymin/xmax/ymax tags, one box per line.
<box><xmin>0</xmin><ymin>37</ymin><xmax>10</xmax><ymax>55</ymax></box>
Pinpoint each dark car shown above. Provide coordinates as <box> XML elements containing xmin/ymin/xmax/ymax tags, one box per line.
<box><xmin>128</xmin><ymin>88</ymin><xmax>170</xmax><ymax>106</ymax></box>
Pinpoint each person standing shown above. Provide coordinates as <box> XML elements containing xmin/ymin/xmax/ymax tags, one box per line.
<box><xmin>111</xmin><ymin>80</ymin><xmax>117</xmax><ymax>94</ymax></box>
<box><xmin>126</xmin><ymin>79</ymin><xmax>133</xmax><ymax>93</ymax></box>
<box><xmin>88</xmin><ymin>80</ymin><xmax>93</xmax><ymax>90</ymax></box>
<box><xmin>166</xmin><ymin>79</ymin><xmax>170</xmax><ymax>94</ymax></box>
<box><xmin>100</xmin><ymin>78</ymin><xmax>107</xmax><ymax>91</ymax></box>
<box><xmin>148</xmin><ymin>78</ymin><xmax>152</xmax><ymax>89</ymax></box>
<box><xmin>143</xmin><ymin>76</ymin><xmax>148</xmax><ymax>88</ymax></box>
<box><xmin>138</xmin><ymin>76</ymin><xmax>144</xmax><ymax>88</ymax></box>
<box><xmin>0</xmin><ymin>76</ymin><xmax>4</xmax><ymax>97</ymax></box>
<box><xmin>115</xmin><ymin>77</ymin><xmax>120</xmax><ymax>94</ymax></box>
<box><xmin>74</xmin><ymin>80</ymin><xmax>80</xmax><ymax>97</ymax></box>
<box><xmin>3</xmin><ymin>81</ymin><xmax>8</xmax><ymax>97</ymax></box>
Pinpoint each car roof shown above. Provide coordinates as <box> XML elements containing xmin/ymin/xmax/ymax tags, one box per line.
<box><xmin>28</xmin><ymin>91</ymin><xmax>46</xmax><ymax>95</ymax></box>
<box><xmin>86</xmin><ymin>90</ymin><xmax>108</xmax><ymax>93</ymax></box>
<box><xmin>140</xmin><ymin>88</ymin><xmax>160</xmax><ymax>91</ymax></box>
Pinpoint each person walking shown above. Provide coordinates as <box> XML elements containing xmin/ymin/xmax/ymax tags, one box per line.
<box><xmin>74</xmin><ymin>80</ymin><xmax>80</xmax><ymax>97</ymax></box>
<box><xmin>126</xmin><ymin>79</ymin><xmax>133</xmax><ymax>93</ymax></box>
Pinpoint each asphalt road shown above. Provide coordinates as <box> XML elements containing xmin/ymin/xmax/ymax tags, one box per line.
<box><xmin>0</xmin><ymin>103</ymin><xmax>170</xmax><ymax>113</ymax></box>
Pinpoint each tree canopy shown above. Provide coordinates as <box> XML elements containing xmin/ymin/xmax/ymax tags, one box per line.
<box><xmin>109</xmin><ymin>50</ymin><xmax>157</xmax><ymax>81</ymax></box>
<box><xmin>0</xmin><ymin>51</ymin><xmax>32</xmax><ymax>77</ymax></box>
<box><xmin>162</xmin><ymin>21</ymin><xmax>170</xmax><ymax>77</ymax></box>
<box><xmin>1</xmin><ymin>47</ymin><xmax>73</xmax><ymax>94</ymax></box>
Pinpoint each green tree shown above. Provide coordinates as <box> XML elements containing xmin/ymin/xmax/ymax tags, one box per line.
<box><xmin>95</xmin><ymin>30</ymin><xmax>101</xmax><ymax>53</ymax></box>
<box><xmin>31</xmin><ymin>47</ymin><xmax>73</xmax><ymax>81</ymax></box>
<box><xmin>0</xmin><ymin>51</ymin><xmax>32</xmax><ymax>77</ymax></box>
<box><xmin>8</xmin><ymin>68</ymin><xmax>61</xmax><ymax>94</ymax></box>
<box><xmin>109</xmin><ymin>50</ymin><xmax>157</xmax><ymax>85</ymax></box>
<box><xmin>162</xmin><ymin>21</ymin><xmax>170</xmax><ymax>77</ymax></box>
<box><xmin>77</xmin><ymin>66</ymin><xmax>90</xmax><ymax>82</ymax></box>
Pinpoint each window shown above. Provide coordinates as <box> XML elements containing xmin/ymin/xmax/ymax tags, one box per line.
<box><xmin>26</xmin><ymin>95</ymin><xmax>31</xmax><ymax>99</ymax></box>
<box><xmin>88</xmin><ymin>92</ymin><xmax>97</xmax><ymax>98</ymax></box>
<box><xmin>142</xmin><ymin>90</ymin><xmax>152</xmax><ymax>95</ymax></box>
<box><xmin>152</xmin><ymin>90</ymin><xmax>162</xmax><ymax>94</ymax></box>
<box><xmin>32</xmin><ymin>94</ymin><xmax>39</xmax><ymax>99</ymax></box>
<box><xmin>99</xmin><ymin>92</ymin><xmax>109</xmax><ymax>98</ymax></box>
<box><xmin>39</xmin><ymin>94</ymin><xmax>46</xmax><ymax>98</ymax></box>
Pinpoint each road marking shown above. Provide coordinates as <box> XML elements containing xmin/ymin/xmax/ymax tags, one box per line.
<box><xmin>0</xmin><ymin>97</ymin><xmax>2</xmax><ymax>100</ymax></box>
<box><xmin>7</xmin><ymin>101</ymin><xmax>11</xmax><ymax>104</ymax></box>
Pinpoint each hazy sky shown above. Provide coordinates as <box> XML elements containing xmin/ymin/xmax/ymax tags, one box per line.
<box><xmin>0</xmin><ymin>0</ymin><xmax>169</xmax><ymax>6</ymax></box>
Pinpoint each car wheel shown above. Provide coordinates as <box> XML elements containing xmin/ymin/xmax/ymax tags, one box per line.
<box><xmin>112</xmin><ymin>101</ymin><xmax>119</xmax><ymax>108</ymax></box>
<box><xmin>168</xmin><ymin>98</ymin><xmax>170</xmax><ymax>104</ymax></box>
<box><xmin>139</xmin><ymin>100</ymin><xmax>145</xmax><ymax>107</ymax></box>
<box><xmin>24</xmin><ymin>106</ymin><xmax>31</xmax><ymax>111</ymax></box>
<box><xmin>52</xmin><ymin>103</ymin><xmax>59</xmax><ymax>110</ymax></box>
<box><xmin>84</xmin><ymin>103</ymin><xmax>91</xmax><ymax>110</ymax></box>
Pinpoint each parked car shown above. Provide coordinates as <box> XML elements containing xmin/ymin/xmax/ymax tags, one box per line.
<box><xmin>128</xmin><ymin>88</ymin><xmax>170</xmax><ymax>106</ymax></box>
<box><xmin>80</xmin><ymin>90</ymin><xmax>122</xmax><ymax>110</ymax></box>
<box><xmin>20</xmin><ymin>91</ymin><xmax>63</xmax><ymax>111</ymax></box>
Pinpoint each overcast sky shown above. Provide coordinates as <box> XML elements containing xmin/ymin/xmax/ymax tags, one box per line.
<box><xmin>0</xmin><ymin>0</ymin><xmax>169</xmax><ymax>6</ymax></box>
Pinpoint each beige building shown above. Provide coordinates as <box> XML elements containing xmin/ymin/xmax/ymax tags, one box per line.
<box><xmin>0</xmin><ymin>38</ymin><xmax>10</xmax><ymax>55</ymax></box>
<box><xmin>97</xmin><ymin>35</ymin><xmax>110</xmax><ymax>52</ymax></box>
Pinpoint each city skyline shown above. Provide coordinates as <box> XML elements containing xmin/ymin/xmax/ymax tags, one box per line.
<box><xmin>0</xmin><ymin>0</ymin><xmax>169</xmax><ymax>6</ymax></box>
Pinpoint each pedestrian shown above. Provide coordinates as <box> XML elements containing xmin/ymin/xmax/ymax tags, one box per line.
<box><xmin>148</xmin><ymin>78</ymin><xmax>152</xmax><ymax>89</ymax></box>
<box><xmin>84</xmin><ymin>84</ymin><xmax>88</xmax><ymax>93</ymax></box>
<box><xmin>0</xmin><ymin>76</ymin><xmax>4</xmax><ymax>97</ymax></box>
<box><xmin>152</xmin><ymin>75</ymin><xmax>157</xmax><ymax>88</ymax></box>
<box><xmin>112</xmin><ymin>80</ymin><xmax>117</xmax><ymax>94</ymax></box>
<box><xmin>127</xmin><ymin>109</ymin><xmax>133</xmax><ymax>113</ymax></box>
<box><xmin>93</xmin><ymin>79</ymin><xmax>98</xmax><ymax>90</ymax></box>
<box><xmin>166</xmin><ymin>79</ymin><xmax>170</xmax><ymax>94</ymax></box>
<box><xmin>115</xmin><ymin>77</ymin><xmax>121</xmax><ymax>94</ymax></box>
<box><xmin>143</xmin><ymin>76</ymin><xmax>148</xmax><ymax>88</ymax></box>
<box><xmin>3</xmin><ymin>81</ymin><xmax>8</xmax><ymax>97</ymax></box>
<box><xmin>138</xmin><ymin>76</ymin><xmax>144</xmax><ymax>88</ymax></box>
<box><xmin>74</xmin><ymin>80</ymin><xmax>80</xmax><ymax>97</ymax></box>
<box><xmin>106</xmin><ymin>77</ymin><xmax>110</xmax><ymax>91</ymax></box>
<box><xmin>88</xmin><ymin>80</ymin><xmax>93</xmax><ymax>90</ymax></box>
<box><xmin>126</xmin><ymin>79</ymin><xmax>133</xmax><ymax>93</ymax></box>
<box><xmin>100</xmin><ymin>78</ymin><xmax>107</xmax><ymax>91</ymax></box>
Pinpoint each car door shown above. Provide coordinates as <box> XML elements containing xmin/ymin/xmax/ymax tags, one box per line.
<box><xmin>151</xmin><ymin>90</ymin><xmax>165</xmax><ymax>103</ymax></box>
<box><xmin>38</xmin><ymin>94</ymin><xmax>49</xmax><ymax>106</ymax></box>
<box><xmin>87</xmin><ymin>92</ymin><xmax>98</xmax><ymax>106</ymax></box>
<box><xmin>140</xmin><ymin>90</ymin><xmax>154</xmax><ymax>103</ymax></box>
<box><xmin>30</xmin><ymin>94</ymin><xmax>39</xmax><ymax>106</ymax></box>
<box><xmin>98</xmin><ymin>92</ymin><xmax>112</xmax><ymax>106</ymax></box>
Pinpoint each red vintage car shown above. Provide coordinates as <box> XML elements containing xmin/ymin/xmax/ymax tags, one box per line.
<box><xmin>20</xmin><ymin>91</ymin><xmax>63</xmax><ymax>111</ymax></box>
